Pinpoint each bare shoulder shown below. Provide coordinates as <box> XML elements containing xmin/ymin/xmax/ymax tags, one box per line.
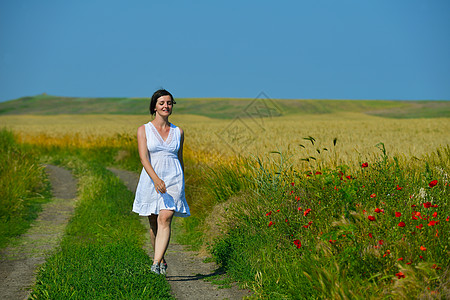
<box><xmin>137</xmin><ymin>124</ymin><xmax>146</xmax><ymax>137</ymax></box>
<box><xmin>178</xmin><ymin>126</ymin><xmax>184</xmax><ymax>136</ymax></box>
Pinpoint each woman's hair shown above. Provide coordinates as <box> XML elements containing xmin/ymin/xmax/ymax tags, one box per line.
<box><xmin>149</xmin><ymin>89</ymin><xmax>176</xmax><ymax>115</ymax></box>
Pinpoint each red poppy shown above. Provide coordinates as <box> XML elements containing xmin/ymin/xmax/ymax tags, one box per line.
<box><xmin>295</xmin><ymin>196</ymin><xmax>300</xmax><ymax>201</ymax></box>
<box><xmin>302</xmin><ymin>225</ymin><xmax>309</xmax><ymax>228</ymax></box>
<box><xmin>368</xmin><ymin>233</ymin><xmax>373</xmax><ymax>238</ymax></box>
<box><xmin>315</xmin><ymin>171</ymin><xmax>322</xmax><ymax>175</ymax></box>
<box><xmin>298</xmin><ymin>207</ymin><xmax>302</xmax><ymax>211</ymax></box>
<box><xmin>428</xmin><ymin>220</ymin><xmax>437</xmax><ymax>226</ymax></box>
<box><xmin>396</xmin><ymin>185</ymin><xmax>403</xmax><ymax>190</ymax></box>
<box><xmin>406</xmin><ymin>261</ymin><xmax>412</xmax><ymax>265</ymax></box>
<box><xmin>446</xmin><ymin>216</ymin><xmax>449</xmax><ymax>222</ymax></box>
<box><xmin>368</xmin><ymin>216</ymin><xmax>376</xmax><ymax>221</ymax></box>
<box><xmin>293</xmin><ymin>239</ymin><xmax>301</xmax><ymax>248</ymax></box>
<box><xmin>346</xmin><ymin>175</ymin><xmax>353</xmax><ymax>180</ymax></box>
<box><xmin>419</xmin><ymin>255</ymin><xmax>424</xmax><ymax>259</ymax></box>
<box><xmin>329</xmin><ymin>239</ymin><xmax>336</xmax><ymax>244</ymax></box>
<box><xmin>363</xmin><ymin>209</ymin><xmax>367</xmax><ymax>214</ymax></box>
<box><xmin>291</xmin><ymin>182</ymin><xmax>295</xmax><ymax>186</ymax></box>
<box><xmin>420</xmin><ymin>246</ymin><xmax>427</xmax><ymax>251</ymax></box>
<box><xmin>285</xmin><ymin>219</ymin><xmax>288</xmax><ymax>223</ymax></box>
<box><xmin>304</xmin><ymin>208</ymin><xmax>311</xmax><ymax>216</ymax></box>
<box><xmin>432</xmin><ymin>212</ymin><xmax>437</xmax><ymax>218</ymax></box>
<box><xmin>416</xmin><ymin>224</ymin><xmax>423</xmax><ymax>229</ymax></box>
<box><xmin>395</xmin><ymin>212</ymin><xmax>402</xmax><ymax>217</ymax></box>
<box><xmin>398</xmin><ymin>222</ymin><xmax>406</xmax><ymax>227</ymax></box>
<box><xmin>361</xmin><ymin>162</ymin><xmax>368</xmax><ymax>168</ymax></box>
<box><xmin>268</xmin><ymin>221</ymin><xmax>273</xmax><ymax>227</ymax></box>
<box><xmin>428</xmin><ymin>180</ymin><xmax>437</xmax><ymax>188</ymax></box>
<box><xmin>414</xmin><ymin>211</ymin><xmax>421</xmax><ymax>217</ymax></box>
<box><xmin>396</xmin><ymin>272</ymin><xmax>405</xmax><ymax>279</ymax></box>
<box><xmin>423</xmin><ymin>202</ymin><xmax>432</xmax><ymax>208</ymax></box>
<box><xmin>397</xmin><ymin>257</ymin><xmax>403</xmax><ymax>261</ymax></box>
<box><xmin>375</xmin><ymin>208</ymin><xmax>382</xmax><ymax>213</ymax></box>
<box><xmin>432</xmin><ymin>264</ymin><xmax>441</xmax><ymax>270</ymax></box>
<box><xmin>378</xmin><ymin>240</ymin><xmax>384</xmax><ymax>245</ymax></box>
<box><xmin>266</xmin><ymin>211</ymin><xmax>272</xmax><ymax>216</ymax></box>
<box><xmin>412</xmin><ymin>216</ymin><xmax>418</xmax><ymax>220</ymax></box>
<box><xmin>370</xmin><ymin>194</ymin><xmax>376</xmax><ymax>198</ymax></box>
<box><xmin>276</xmin><ymin>209</ymin><xmax>280</xmax><ymax>213</ymax></box>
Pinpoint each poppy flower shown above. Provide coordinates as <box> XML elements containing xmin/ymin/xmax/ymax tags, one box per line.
<box><xmin>428</xmin><ymin>220</ymin><xmax>437</xmax><ymax>226</ymax></box>
<box><xmin>412</xmin><ymin>216</ymin><xmax>418</xmax><ymax>220</ymax></box>
<box><xmin>395</xmin><ymin>212</ymin><xmax>401</xmax><ymax>217</ymax></box>
<box><xmin>315</xmin><ymin>171</ymin><xmax>322</xmax><ymax>175</ymax></box>
<box><xmin>370</xmin><ymin>194</ymin><xmax>376</xmax><ymax>198</ymax></box>
<box><xmin>368</xmin><ymin>216</ymin><xmax>376</xmax><ymax>221</ymax></box>
<box><xmin>293</xmin><ymin>239</ymin><xmax>301</xmax><ymax>248</ymax></box>
<box><xmin>346</xmin><ymin>175</ymin><xmax>353</xmax><ymax>180</ymax></box>
<box><xmin>423</xmin><ymin>202</ymin><xmax>432</xmax><ymax>208</ymax></box>
<box><xmin>416</xmin><ymin>224</ymin><xmax>423</xmax><ymax>229</ymax></box>
<box><xmin>398</xmin><ymin>222</ymin><xmax>406</xmax><ymax>227</ymax></box>
<box><xmin>406</xmin><ymin>261</ymin><xmax>412</xmax><ymax>265</ymax></box>
<box><xmin>276</xmin><ymin>209</ymin><xmax>280</xmax><ymax>213</ymax></box>
<box><xmin>266</xmin><ymin>211</ymin><xmax>272</xmax><ymax>216</ymax></box>
<box><xmin>420</xmin><ymin>246</ymin><xmax>427</xmax><ymax>251</ymax></box>
<box><xmin>428</xmin><ymin>180</ymin><xmax>438</xmax><ymax>188</ymax></box>
<box><xmin>446</xmin><ymin>216</ymin><xmax>449</xmax><ymax>222</ymax></box>
<box><xmin>396</xmin><ymin>185</ymin><xmax>403</xmax><ymax>190</ymax></box>
<box><xmin>368</xmin><ymin>233</ymin><xmax>373</xmax><ymax>238</ymax></box>
<box><xmin>419</xmin><ymin>255</ymin><xmax>424</xmax><ymax>259</ymax></box>
<box><xmin>285</xmin><ymin>219</ymin><xmax>288</xmax><ymax>223</ymax></box>
<box><xmin>329</xmin><ymin>239</ymin><xmax>336</xmax><ymax>244</ymax></box>
<box><xmin>291</xmin><ymin>182</ymin><xmax>295</xmax><ymax>186</ymax></box>
<box><xmin>295</xmin><ymin>196</ymin><xmax>300</xmax><ymax>201</ymax></box>
<box><xmin>361</xmin><ymin>162</ymin><xmax>368</xmax><ymax>168</ymax></box>
<box><xmin>396</xmin><ymin>272</ymin><xmax>405</xmax><ymax>279</ymax></box>
<box><xmin>298</xmin><ymin>207</ymin><xmax>302</xmax><ymax>211</ymax></box>
<box><xmin>414</xmin><ymin>211</ymin><xmax>421</xmax><ymax>217</ymax></box>
<box><xmin>378</xmin><ymin>240</ymin><xmax>384</xmax><ymax>245</ymax></box>
<box><xmin>304</xmin><ymin>208</ymin><xmax>311</xmax><ymax>216</ymax></box>
<box><xmin>375</xmin><ymin>208</ymin><xmax>382</xmax><ymax>213</ymax></box>
<box><xmin>397</xmin><ymin>257</ymin><xmax>403</xmax><ymax>261</ymax></box>
<box><xmin>268</xmin><ymin>221</ymin><xmax>273</xmax><ymax>227</ymax></box>
<box><xmin>432</xmin><ymin>212</ymin><xmax>437</xmax><ymax>218</ymax></box>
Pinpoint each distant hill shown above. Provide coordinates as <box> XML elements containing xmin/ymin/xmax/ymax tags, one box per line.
<box><xmin>0</xmin><ymin>94</ymin><xmax>448</xmax><ymax>119</ymax></box>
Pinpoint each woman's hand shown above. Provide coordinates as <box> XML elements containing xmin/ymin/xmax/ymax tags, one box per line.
<box><xmin>154</xmin><ymin>177</ymin><xmax>166</xmax><ymax>194</ymax></box>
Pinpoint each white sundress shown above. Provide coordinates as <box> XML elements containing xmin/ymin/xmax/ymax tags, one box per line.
<box><xmin>132</xmin><ymin>122</ymin><xmax>190</xmax><ymax>217</ymax></box>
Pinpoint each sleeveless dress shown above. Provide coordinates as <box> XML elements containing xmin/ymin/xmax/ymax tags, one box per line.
<box><xmin>132</xmin><ymin>122</ymin><xmax>190</xmax><ymax>217</ymax></box>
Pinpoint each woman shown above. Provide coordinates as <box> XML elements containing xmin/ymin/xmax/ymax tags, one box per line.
<box><xmin>132</xmin><ymin>89</ymin><xmax>190</xmax><ymax>275</ymax></box>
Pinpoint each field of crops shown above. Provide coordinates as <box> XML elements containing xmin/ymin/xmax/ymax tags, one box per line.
<box><xmin>1</xmin><ymin>96</ymin><xmax>449</xmax><ymax>299</ymax></box>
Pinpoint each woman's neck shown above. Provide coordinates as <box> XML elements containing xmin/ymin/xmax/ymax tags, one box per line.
<box><xmin>152</xmin><ymin>115</ymin><xmax>170</xmax><ymax>128</ymax></box>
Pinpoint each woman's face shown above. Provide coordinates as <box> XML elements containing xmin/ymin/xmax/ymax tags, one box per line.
<box><xmin>155</xmin><ymin>95</ymin><xmax>173</xmax><ymax>116</ymax></box>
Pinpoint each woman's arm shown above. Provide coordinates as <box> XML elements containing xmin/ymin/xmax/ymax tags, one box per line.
<box><xmin>137</xmin><ymin>125</ymin><xmax>166</xmax><ymax>194</ymax></box>
<box><xmin>178</xmin><ymin>127</ymin><xmax>184</xmax><ymax>173</ymax></box>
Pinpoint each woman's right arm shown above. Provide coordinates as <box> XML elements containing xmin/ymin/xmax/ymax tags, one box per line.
<box><xmin>137</xmin><ymin>125</ymin><xmax>166</xmax><ymax>194</ymax></box>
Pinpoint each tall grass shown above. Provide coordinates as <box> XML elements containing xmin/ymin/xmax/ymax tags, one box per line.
<box><xmin>208</xmin><ymin>141</ymin><xmax>450</xmax><ymax>298</ymax></box>
<box><xmin>0</xmin><ymin>128</ymin><xmax>50</xmax><ymax>248</ymax></box>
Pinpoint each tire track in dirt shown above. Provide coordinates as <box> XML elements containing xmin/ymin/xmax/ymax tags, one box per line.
<box><xmin>107</xmin><ymin>167</ymin><xmax>251</xmax><ymax>300</ymax></box>
<box><xmin>0</xmin><ymin>165</ymin><xmax>77</xmax><ymax>300</ymax></box>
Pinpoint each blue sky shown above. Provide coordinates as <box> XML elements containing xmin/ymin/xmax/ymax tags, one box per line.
<box><xmin>1</xmin><ymin>0</ymin><xmax>449</xmax><ymax>102</ymax></box>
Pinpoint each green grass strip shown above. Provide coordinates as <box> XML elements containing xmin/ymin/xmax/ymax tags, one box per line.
<box><xmin>30</xmin><ymin>154</ymin><xmax>173</xmax><ymax>299</ymax></box>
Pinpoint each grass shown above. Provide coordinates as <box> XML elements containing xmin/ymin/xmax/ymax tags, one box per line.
<box><xmin>27</xmin><ymin>146</ymin><xmax>173</xmax><ymax>299</ymax></box>
<box><xmin>0</xmin><ymin>129</ymin><xmax>51</xmax><ymax>249</ymax></box>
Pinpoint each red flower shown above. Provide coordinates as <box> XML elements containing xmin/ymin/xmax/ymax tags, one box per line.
<box><xmin>329</xmin><ymin>239</ymin><xmax>336</xmax><ymax>244</ymax></box>
<box><xmin>361</xmin><ymin>162</ymin><xmax>368</xmax><ymax>168</ymax></box>
<box><xmin>423</xmin><ymin>202</ymin><xmax>432</xmax><ymax>208</ymax></box>
<box><xmin>285</xmin><ymin>219</ymin><xmax>288</xmax><ymax>223</ymax></box>
<box><xmin>298</xmin><ymin>207</ymin><xmax>302</xmax><ymax>211</ymax></box>
<box><xmin>315</xmin><ymin>171</ymin><xmax>322</xmax><ymax>175</ymax></box>
<box><xmin>396</xmin><ymin>185</ymin><xmax>403</xmax><ymax>190</ymax></box>
<box><xmin>446</xmin><ymin>216</ymin><xmax>449</xmax><ymax>222</ymax></box>
<box><xmin>378</xmin><ymin>240</ymin><xmax>384</xmax><ymax>245</ymax></box>
<box><xmin>414</xmin><ymin>211</ymin><xmax>421</xmax><ymax>217</ymax></box>
<box><xmin>368</xmin><ymin>216</ymin><xmax>376</xmax><ymax>221</ymax></box>
<box><xmin>370</xmin><ymin>194</ymin><xmax>376</xmax><ymax>198</ymax></box>
<box><xmin>397</xmin><ymin>257</ymin><xmax>403</xmax><ymax>261</ymax></box>
<box><xmin>428</xmin><ymin>180</ymin><xmax>438</xmax><ymax>188</ymax></box>
<box><xmin>368</xmin><ymin>233</ymin><xmax>373</xmax><ymax>238</ymax></box>
<box><xmin>295</xmin><ymin>196</ymin><xmax>300</xmax><ymax>201</ymax></box>
<box><xmin>428</xmin><ymin>220</ymin><xmax>437</xmax><ymax>226</ymax></box>
<box><xmin>396</xmin><ymin>272</ymin><xmax>405</xmax><ymax>279</ymax></box>
<box><xmin>412</xmin><ymin>216</ymin><xmax>418</xmax><ymax>220</ymax></box>
<box><xmin>293</xmin><ymin>239</ymin><xmax>301</xmax><ymax>248</ymax></box>
<box><xmin>276</xmin><ymin>209</ymin><xmax>280</xmax><ymax>213</ymax></box>
<box><xmin>303</xmin><ymin>208</ymin><xmax>312</xmax><ymax>216</ymax></box>
<box><xmin>265</xmin><ymin>211</ymin><xmax>272</xmax><ymax>216</ymax></box>
<box><xmin>398</xmin><ymin>222</ymin><xmax>406</xmax><ymax>227</ymax></box>
<box><xmin>432</xmin><ymin>212</ymin><xmax>437</xmax><ymax>218</ymax></box>
<box><xmin>346</xmin><ymin>175</ymin><xmax>353</xmax><ymax>180</ymax></box>
<box><xmin>416</xmin><ymin>224</ymin><xmax>423</xmax><ymax>229</ymax></box>
<box><xmin>375</xmin><ymin>208</ymin><xmax>382</xmax><ymax>213</ymax></box>
<box><xmin>395</xmin><ymin>212</ymin><xmax>401</xmax><ymax>217</ymax></box>
<box><xmin>268</xmin><ymin>221</ymin><xmax>273</xmax><ymax>227</ymax></box>
<box><xmin>419</xmin><ymin>255</ymin><xmax>424</xmax><ymax>259</ymax></box>
<box><xmin>420</xmin><ymin>246</ymin><xmax>427</xmax><ymax>251</ymax></box>
<box><xmin>291</xmin><ymin>182</ymin><xmax>295</xmax><ymax>186</ymax></box>
<box><xmin>406</xmin><ymin>261</ymin><xmax>412</xmax><ymax>265</ymax></box>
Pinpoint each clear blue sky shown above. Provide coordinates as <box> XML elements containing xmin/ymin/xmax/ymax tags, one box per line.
<box><xmin>1</xmin><ymin>0</ymin><xmax>449</xmax><ymax>102</ymax></box>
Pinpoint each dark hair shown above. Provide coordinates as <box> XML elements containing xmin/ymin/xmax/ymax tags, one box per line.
<box><xmin>149</xmin><ymin>89</ymin><xmax>176</xmax><ymax>115</ymax></box>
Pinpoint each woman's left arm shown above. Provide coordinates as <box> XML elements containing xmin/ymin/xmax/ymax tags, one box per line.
<box><xmin>178</xmin><ymin>127</ymin><xmax>184</xmax><ymax>173</ymax></box>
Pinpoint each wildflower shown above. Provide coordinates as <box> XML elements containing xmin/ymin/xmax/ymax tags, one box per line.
<box><xmin>428</xmin><ymin>221</ymin><xmax>437</xmax><ymax>226</ymax></box>
<box><xmin>368</xmin><ymin>233</ymin><xmax>373</xmax><ymax>238</ymax></box>
<box><xmin>268</xmin><ymin>221</ymin><xmax>273</xmax><ymax>227</ymax></box>
<box><xmin>329</xmin><ymin>239</ymin><xmax>336</xmax><ymax>244</ymax></box>
<box><xmin>412</xmin><ymin>216</ymin><xmax>418</xmax><ymax>220</ymax></box>
<box><xmin>315</xmin><ymin>171</ymin><xmax>322</xmax><ymax>175</ymax></box>
<box><xmin>346</xmin><ymin>175</ymin><xmax>353</xmax><ymax>180</ymax></box>
<box><xmin>446</xmin><ymin>216</ymin><xmax>449</xmax><ymax>222</ymax></box>
<box><xmin>378</xmin><ymin>240</ymin><xmax>384</xmax><ymax>245</ymax></box>
<box><xmin>419</xmin><ymin>255</ymin><xmax>424</xmax><ymax>259</ymax></box>
<box><xmin>295</xmin><ymin>196</ymin><xmax>300</xmax><ymax>201</ymax></box>
<box><xmin>432</xmin><ymin>264</ymin><xmax>441</xmax><ymax>270</ymax></box>
<box><xmin>423</xmin><ymin>202</ymin><xmax>432</xmax><ymax>208</ymax></box>
<box><xmin>368</xmin><ymin>216</ymin><xmax>376</xmax><ymax>221</ymax></box>
<box><xmin>414</xmin><ymin>211</ymin><xmax>421</xmax><ymax>217</ymax></box>
<box><xmin>416</xmin><ymin>224</ymin><xmax>423</xmax><ymax>229</ymax></box>
<box><xmin>266</xmin><ymin>211</ymin><xmax>272</xmax><ymax>216</ymax></box>
<box><xmin>395</xmin><ymin>212</ymin><xmax>401</xmax><ymax>217</ymax></box>
<box><xmin>432</xmin><ymin>212</ymin><xmax>437</xmax><ymax>218</ymax></box>
<box><xmin>298</xmin><ymin>207</ymin><xmax>302</xmax><ymax>211</ymax></box>
<box><xmin>363</xmin><ymin>209</ymin><xmax>367</xmax><ymax>214</ymax></box>
<box><xmin>285</xmin><ymin>219</ymin><xmax>288</xmax><ymax>223</ymax></box>
<box><xmin>397</xmin><ymin>257</ymin><xmax>403</xmax><ymax>261</ymax></box>
<box><xmin>396</xmin><ymin>185</ymin><xmax>403</xmax><ymax>190</ymax></box>
<box><xmin>375</xmin><ymin>208</ymin><xmax>382</xmax><ymax>213</ymax></box>
<box><xmin>420</xmin><ymin>246</ymin><xmax>427</xmax><ymax>251</ymax></box>
<box><xmin>293</xmin><ymin>239</ymin><xmax>301</xmax><ymax>249</ymax></box>
<box><xmin>428</xmin><ymin>180</ymin><xmax>438</xmax><ymax>188</ymax></box>
<box><xmin>303</xmin><ymin>208</ymin><xmax>311</xmax><ymax>216</ymax></box>
<box><xmin>396</xmin><ymin>272</ymin><xmax>405</xmax><ymax>279</ymax></box>
<box><xmin>276</xmin><ymin>209</ymin><xmax>280</xmax><ymax>213</ymax></box>
<box><xmin>370</xmin><ymin>194</ymin><xmax>376</xmax><ymax>198</ymax></box>
<box><xmin>398</xmin><ymin>222</ymin><xmax>406</xmax><ymax>227</ymax></box>
<box><xmin>291</xmin><ymin>182</ymin><xmax>295</xmax><ymax>186</ymax></box>
<box><xmin>406</xmin><ymin>261</ymin><xmax>412</xmax><ymax>265</ymax></box>
<box><xmin>361</xmin><ymin>162</ymin><xmax>368</xmax><ymax>168</ymax></box>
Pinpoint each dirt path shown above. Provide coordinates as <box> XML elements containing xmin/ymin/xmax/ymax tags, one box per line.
<box><xmin>107</xmin><ymin>167</ymin><xmax>251</xmax><ymax>300</ymax></box>
<box><xmin>0</xmin><ymin>165</ymin><xmax>77</xmax><ymax>300</ymax></box>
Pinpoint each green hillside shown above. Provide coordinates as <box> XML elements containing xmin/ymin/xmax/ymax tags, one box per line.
<box><xmin>0</xmin><ymin>94</ymin><xmax>448</xmax><ymax>119</ymax></box>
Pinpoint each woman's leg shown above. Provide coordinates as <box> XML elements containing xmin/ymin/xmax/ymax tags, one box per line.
<box><xmin>153</xmin><ymin>209</ymin><xmax>174</xmax><ymax>264</ymax></box>
<box><xmin>148</xmin><ymin>215</ymin><xmax>166</xmax><ymax>264</ymax></box>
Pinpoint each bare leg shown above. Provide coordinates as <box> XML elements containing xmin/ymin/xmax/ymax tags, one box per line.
<box><xmin>153</xmin><ymin>210</ymin><xmax>174</xmax><ymax>264</ymax></box>
<box><xmin>148</xmin><ymin>215</ymin><xmax>165</xmax><ymax>264</ymax></box>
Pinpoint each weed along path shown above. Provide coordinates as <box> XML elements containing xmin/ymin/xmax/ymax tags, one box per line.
<box><xmin>107</xmin><ymin>167</ymin><xmax>250</xmax><ymax>300</ymax></box>
<box><xmin>0</xmin><ymin>165</ymin><xmax>77</xmax><ymax>300</ymax></box>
